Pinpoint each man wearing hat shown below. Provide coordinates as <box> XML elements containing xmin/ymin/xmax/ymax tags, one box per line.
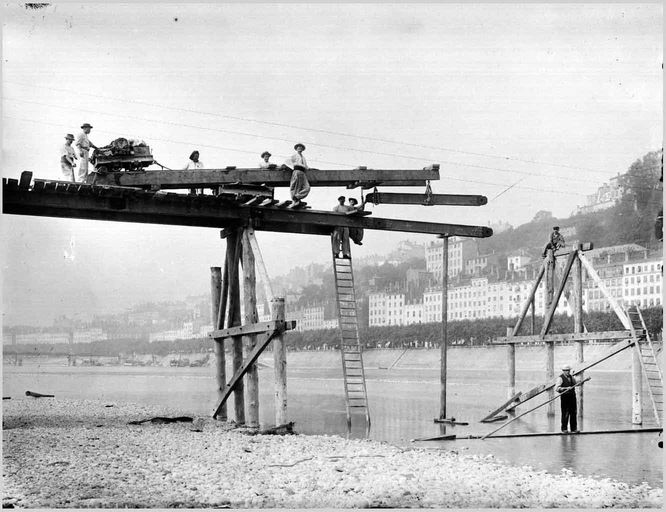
<box><xmin>286</xmin><ymin>143</ymin><xmax>310</xmax><ymax>206</ymax></box>
<box><xmin>555</xmin><ymin>364</ymin><xmax>580</xmax><ymax>433</ymax></box>
<box><xmin>60</xmin><ymin>134</ymin><xmax>78</xmax><ymax>182</ymax></box>
<box><xmin>348</xmin><ymin>197</ymin><xmax>365</xmax><ymax>245</ymax></box>
<box><xmin>76</xmin><ymin>123</ymin><xmax>98</xmax><ymax>181</ymax></box>
<box><xmin>331</xmin><ymin>196</ymin><xmax>352</xmax><ymax>258</ymax></box>
<box><xmin>542</xmin><ymin>226</ymin><xmax>566</xmax><ymax>258</ymax></box>
<box><xmin>259</xmin><ymin>151</ymin><xmax>273</xmax><ymax>169</ymax></box>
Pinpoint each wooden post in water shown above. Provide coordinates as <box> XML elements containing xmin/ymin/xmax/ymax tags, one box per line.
<box><xmin>632</xmin><ymin>347</ymin><xmax>643</xmax><ymax>424</ymax></box>
<box><xmin>507</xmin><ymin>326</ymin><xmax>516</xmax><ymax>399</ymax></box>
<box><xmin>545</xmin><ymin>250</ymin><xmax>556</xmax><ymax>416</ymax></box>
<box><xmin>241</xmin><ymin>232</ymin><xmax>260</xmax><ymax>427</ymax></box>
<box><xmin>210</xmin><ymin>266</ymin><xmax>227</xmax><ymax>421</ymax></box>
<box><xmin>226</xmin><ymin>229</ymin><xmax>245</xmax><ymax>425</ymax></box>
<box><xmin>272</xmin><ymin>298</ymin><xmax>288</xmax><ymax>425</ymax></box>
<box><xmin>572</xmin><ymin>246</ymin><xmax>584</xmax><ymax>427</ymax></box>
<box><xmin>439</xmin><ymin>235</ymin><xmax>449</xmax><ymax>420</ymax></box>
<box><xmin>530</xmin><ymin>300</ymin><xmax>535</xmax><ymax>335</ymax></box>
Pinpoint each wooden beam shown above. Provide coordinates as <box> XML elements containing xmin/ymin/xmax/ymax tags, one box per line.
<box><xmin>226</xmin><ymin>230</ymin><xmax>244</xmax><ymax>424</ymax></box>
<box><xmin>578</xmin><ymin>252</ymin><xmax>631</xmax><ymax>329</ymax></box>
<box><xmin>87</xmin><ymin>167</ymin><xmax>441</xmax><ymax>189</ymax></box>
<box><xmin>540</xmin><ymin>250</ymin><xmax>577</xmax><ymax>336</ymax></box>
<box><xmin>3</xmin><ymin>182</ymin><xmax>493</xmax><ymax>238</ymax></box>
<box><xmin>209</xmin><ymin>320</ymin><xmax>295</xmax><ymax>339</ymax></box>
<box><xmin>366</xmin><ymin>192</ymin><xmax>488</xmax><ymax>206</ymax></box>
<box><xmin>242</xmin><ymin>233</ymin><xmax>260</xmax><ymax>428</ymax></box>
<box><xmin>511</xmin><ymin>260</ymin><xmax>546</xmax><ymax>336</ymax></box>
<box><xmin>495</xmin><ymin>330</ymin><xmax>638</xmax><ymax>344</ymax></box>
<box><xmin>480</xmin><ymin>392</ymin><xmax>522</xmax><ymax>422</ymax></box>
<box><xmin>244</xmin><ymin>228</ymin><xmax>275</xmax><ymax>302</ymax></box>
<box><xmin>212</xmin><ymin>328</ymin><xmax>280</xmax><ymax>419</ymax></box>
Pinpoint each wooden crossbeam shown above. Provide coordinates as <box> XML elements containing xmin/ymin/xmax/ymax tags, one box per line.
<box><xmin>212</xmin><ymin>327</ymin><xmax>280</xmax><ymax>419</ymax></box>
<box><xmin>366</xmin><ymin>192</ymin><xmax>488</xmax><ymax>206</ymax></box>
<box><xmin>208</xmin><ymin>320</ymin><xmax>295</xmax><ymax>339</ymax></box>
<box><xmin>2</xmin><ymin>181</ymin><xmax>493</xmax><ymax>238</ymax></box>
<box><xmin>88</xmin><ymin>166</ymin><xmax>440</xmax><ymax>189</ymax></box>
<box><xmin>494</xmin><ymin>330</ymin><xmax>637</xmax><ymax>344</ymax></box>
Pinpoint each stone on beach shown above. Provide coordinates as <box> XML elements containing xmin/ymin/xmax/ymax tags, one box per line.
<box><xmin>2</xmin><ymin>399</ymin><xmax>662</xmax><ymax>508</ymax></box>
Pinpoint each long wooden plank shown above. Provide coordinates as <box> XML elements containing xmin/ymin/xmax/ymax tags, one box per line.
<box><xmin>480</xmin><ymin>392</ymin><xmax>523</xmax><ymax>422</ymax></box>
<box><xmin>88</xmin><ymin>167</ymin><xmax>441</xmax><ymax>189</ymax></box>
<box><xmin>418</xmin><ymin>428</ymin><xmax>662</xmax><ymax>441</ymax></box>
<box><xmin>366</xmin><ymin>192</ymin><xmax>487</xmax><ymax>206</ymax></box>
<box><xmin>3</xmin><ymin>184</ymin><xmax>493</xmax><ymax>238</ymax></box>
<box><xmin>209</xmin><ymin>320</ymin><xmax>295</xmax><ymax>339</ymax></box>
<box><xmin>495</xmin><ymin>330</ymin><xmax>637</xmax><ymax>344</ymax></box>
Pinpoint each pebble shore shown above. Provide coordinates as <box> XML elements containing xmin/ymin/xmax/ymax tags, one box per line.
<box><xmin>3</xmin><ymin>399</ymin><xmax>662</xmax><ymax>508</ymax></box>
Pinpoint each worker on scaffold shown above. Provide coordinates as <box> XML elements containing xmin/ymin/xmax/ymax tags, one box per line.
<box><xmin>332</xmin><ymin>196</ymin><xmax>352</xmax><ymax>259</ymax></box>
<box><xmin>259</xmin><ymin>151</ymin><xmax>273</xmax><ymax>169</ymax></box>
<box><xmin>60</xmin><ymin>133</ymin><xmax>78</xmax><ymax>182</ymax></box>
<box><xmin>348</xmin><ymin>197</ymin><xmax>364</xmax><ymax>245</ymax></box>
<box><xmin>542</xmin><ymin>226</ymin><xmax>565</xmax><ymax>258</ymax></box>
<box><xmin>555</xmin><ymin>364</ymin><xmax>580</xmax><ymax>433</ymax></box>
<box><xmin>75</xmin><ymin>123</ymin><xmax>98</xmax><ymax>182</ymax></box>
<box><xmin>285</xmin><ymin>143</ymin><xmax>310</xmax><ymax>207</ymax></box>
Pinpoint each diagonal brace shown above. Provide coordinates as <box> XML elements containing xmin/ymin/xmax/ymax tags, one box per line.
<box><xmin>213</xmin><ymin>326</ymin><xmax>282</xmax><ymax>419</ymax></box>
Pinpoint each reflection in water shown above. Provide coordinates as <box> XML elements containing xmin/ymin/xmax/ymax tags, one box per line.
<box><xmin>560</xmin><ymin>434</ymin><xmax>578</xmax><ymax>470</ymax></box>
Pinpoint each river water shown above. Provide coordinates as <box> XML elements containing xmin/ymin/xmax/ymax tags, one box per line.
<box><xmin>3</xmin><ymin>352</ymin><xmax>663</xmax><ymax>488</ymax></box>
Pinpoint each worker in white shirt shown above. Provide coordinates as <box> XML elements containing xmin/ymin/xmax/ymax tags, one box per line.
<box><xmin>332</xmin><ymin>196</ymin><xmax>352</xmax><ymax>258</ymax></box>
<box><xmin>286</xmin><ymin>143</ymin><xmax>310</xmax><ymax>206</ymax></box>
<box><xmin>183</xmin><ymin>150</ymin><xmax>204</xmax><ymax>194</ymax></box>
<box><xmin>259</xmin><ymin>151</ymin><xmax>272</xmax><ymax>169</ymax></box>
<box><xmin>75</xmin><ymin>123</ymin><xmax>98</xmax><ymax>181</ymax></box>
<box><xmin>61</xmin><ymin>134</ymin><xmax>78</xmax><ymax>182</ymax></box>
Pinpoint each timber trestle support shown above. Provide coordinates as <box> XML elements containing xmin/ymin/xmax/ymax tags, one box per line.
<box><xmin>484</xmin><ymin>243</ymin><xmax>663</xmax><ymax>429</ymax></box>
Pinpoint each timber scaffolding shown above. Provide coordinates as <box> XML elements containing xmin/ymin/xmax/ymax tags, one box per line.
<box><xmin>481</xmin><ymin>244</ymin><xmax>663</xmax><ymax>433</ymax></box>
<box><xmin>3</xmin><ymin>165</ymin><xmax>492</xmax><ymax>428</ymax></box>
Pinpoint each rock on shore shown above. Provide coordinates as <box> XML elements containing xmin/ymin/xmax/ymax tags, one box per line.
<box><xmin>3</xmin><ymin>399</ymin><xmax>662</xmax><ymax>508</ymax></box>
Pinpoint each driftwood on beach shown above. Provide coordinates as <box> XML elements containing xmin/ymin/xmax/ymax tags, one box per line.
<box><xmin>128</xmin><ymin>416</ymin><xmax>193</xmax><ymax>425</ymax></box>
<box><xmin>25</xmin><ymin>391</ymin><xmax>55</xmax><ymax>398</ymax></box>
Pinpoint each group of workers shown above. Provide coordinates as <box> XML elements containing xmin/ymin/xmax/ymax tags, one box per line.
<box><xmin>60</xmin><ymin>123</ymin><xmax>97</xmax><ymax>182</ymax></box>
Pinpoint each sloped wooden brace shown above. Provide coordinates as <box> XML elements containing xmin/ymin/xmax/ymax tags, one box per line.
<box><xmin>511</xmin><ymin>260</ymin><xmax>546</xmax><ymax>336</ymax></box>
<box><xmin>578</xmin><ymin>252</ymin><xmax>631</xmax><ymax>329</ymax></box>
<box><xmin>540</xmin><ymin>250</ymin><xmax>577</xmax><ymax>336</ymax></box>
<box><xmin>212</xmin><ymin>328</ymin><xmax>281</xmax><ymax>419</ymax></box>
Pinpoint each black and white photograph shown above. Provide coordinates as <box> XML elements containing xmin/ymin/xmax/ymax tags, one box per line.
<box><xmin>1</xmin><ymin>2</ymin><xmax>663</xmax><ymax>508</ymax></box>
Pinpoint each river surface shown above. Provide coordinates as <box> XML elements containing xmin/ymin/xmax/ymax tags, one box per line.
<box><xmin>3</xmin><ymin>355</ymin><xmax>663</xmax><ymax>488</ymax></box>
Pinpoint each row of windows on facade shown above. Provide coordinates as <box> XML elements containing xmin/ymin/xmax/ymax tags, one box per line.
<box><xmin>625</xmin><ymin>263</ymin><xmax>662</xmax><ymax>274</ymax></box>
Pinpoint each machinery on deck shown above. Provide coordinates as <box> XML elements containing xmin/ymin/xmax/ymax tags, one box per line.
<box><xmin>89</xmin><ymin>137</ymin><xmax>154</xmax><ymax>175</ymax></box>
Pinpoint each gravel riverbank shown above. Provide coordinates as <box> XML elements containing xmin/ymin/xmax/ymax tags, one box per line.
<box><xmin>2</xmin><ymin>399</ymin><xmax>662</xmax><ymax>508</ymax></box>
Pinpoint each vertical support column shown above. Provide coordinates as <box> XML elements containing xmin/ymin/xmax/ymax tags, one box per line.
<box><xmin>632</xmin><ymin>347</ymin><xmax>643</xmax><ymax>424</ymax></box>
<box><xmin>546</xmin><ymin>341</ymin><xmax>555</xmax><ymax>416</ymax></box>
<box><xmin>530</xmin><ymin>300</ymin><xmax>535</xmax><ymax>335</ymax></box>
<box><xmin>272</xmin><ymin>298</ymin><xmax>288</xmax><ymax>425</ymax></box>
<box><xmin>227</xmin><ymin>229</ymin><xmax>245</xmax><ymax>425</ymax></box>
<box><xmin>439</xmin><ymin>235</ymin><xmax>449</xmax><ymax>420</ymax></box>
<box><xmin>210</xmin><ymin>265</ymin><xmax>227</xmax><ymax>421</ymax></box>
<box><xmin>242</xmin><ymin>233</ymin><xmax>260</xmax><ymax>428</ymax></box>
<box><xmin>506</xmin><ymin>326</ymin><xmax>516</xmax><ymax>398</ymax></box>
<box><xmin>572</xmin><ymin>247</ymin><xmax>584</xmax><ymax>428</ymax></box>
<box><xmin>545</xmin><ymin>250</ymin><xmax>555</xmax><ymax>416</ymax></box>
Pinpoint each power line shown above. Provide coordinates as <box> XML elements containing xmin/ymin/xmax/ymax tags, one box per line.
<box><xmin>5</xmin><ymin>80</ymin><xmax>618</xmax><ymax>176</ymax></box>
<box><xmin>3</xmin><ymin>95</ymin><xmax>618</xmax><ymax>188</ymax></box>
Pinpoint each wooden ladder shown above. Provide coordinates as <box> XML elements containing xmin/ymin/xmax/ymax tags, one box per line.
<box><xmin>332</xmin><ymin>255</ymin><xmax>370</xmax><ymax>427</ymax></box>
<box><xmin>627</xmin><ymin>305</ymin><xmax>663</xmax><ymax>426</ymax></box>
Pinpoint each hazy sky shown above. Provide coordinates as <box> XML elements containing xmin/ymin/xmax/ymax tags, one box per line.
<box><xmin>1</xmin><ymin>3</ymin><xmax>662</xmax><ymax>325</ymax></box>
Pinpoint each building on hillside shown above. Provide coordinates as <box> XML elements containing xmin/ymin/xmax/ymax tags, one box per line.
<box><xmin>507</xmin><ymin>251</ymin><xmax>531</xmax><ymax>271</ymax></box>
<box><xmin>368</xmin><ymin>291</ymin><xmax>406</xmax><ymax>326</ymax></box>
<box><xmin>465</xmin><ymin>253</ymin><xmax>503</xmax><ymax>277</ymax></box>
<box><xmin>403</xmin><ymin>300</ymin><xmax>424</xmax><ymax>325</ymax></box>
<box><xmin>425</xmin><ymin>237</ymin><xmax>477</xmax><ymax>283</ymax></box>
<box><xmin>622</xmin><ymin>258</ymin><xmax>662</xmax><ymax>309</ymax></box>
<box><xmin>573</xmin><ymin>175</ymin><xmax>624</xmax><ymax>215</ymax></box>
<box><xmin>149</xmin><ymin>322</ymin><xmax>194</xmax><ymax>343</ymax></box>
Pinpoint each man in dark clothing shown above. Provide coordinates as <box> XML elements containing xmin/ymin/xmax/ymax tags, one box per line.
<box><xmin>542</xmin><ymin>226</ymin><xmax>566</xmax><ymax>258</ymax></box>
<box><xmin>555</xmin><ymin>364</ymin><xmax>579</xmax><ymax>433</ymax></box>
<box><xmin>348</xmin><ymin>197</ymin><xmax>364</xmax><ymax>245</ymax></box>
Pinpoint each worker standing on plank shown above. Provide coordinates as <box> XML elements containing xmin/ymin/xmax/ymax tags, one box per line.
<box><xmin>332</xmin><ymin>196</ymin><xmax>352</xmax><ymax>259</ymax></box>
<box><xmin>183</xmin><ymin>150</ymin><xmax>204</xmax><ymax>195</ymax></box>
<box><xmin>259</xmin><ymin>151</ymin><xmax>272</xmax><ymax>169</ymax></box>
<box><xmin>348</xmin><ymin>197</ymin><xmax>364</xmax><ymax>246</ymax></box>
<box><xmin>542</xmin><ymin>226</ymin><xmax>566</xmax><ymax>258</ymax></box>
<box><xmin>555</xmin><ymin>364</ymin><xmax>580</xmax><ymax>433</ymax></box>
<box><xmin>61</xmin><ymin>133</ymin><xmax>78</xmax><ymax>182</ymax></box>
<box><xmin>75</xmin><ymin>123</ymin><xmax>98</xmax><ymax>181</ymax></box>
<box><xmin>286</xmin><ymin>143</ymin><xmax>310</xmax><ymax>206</ymax></box>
